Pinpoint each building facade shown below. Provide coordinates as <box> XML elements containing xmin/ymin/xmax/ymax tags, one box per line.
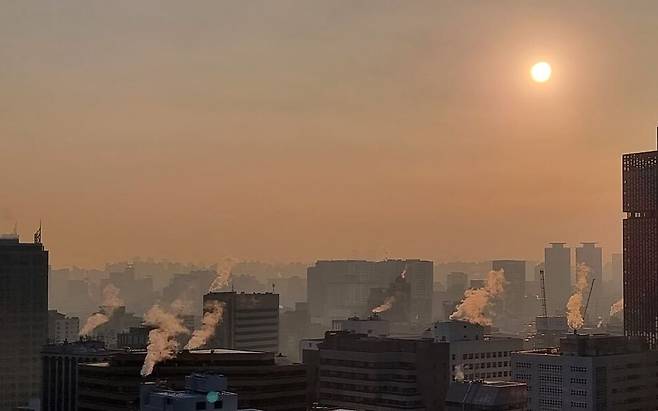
<box><xmin>307</xmin><ymin>259</ymin><xmax>433</xmax><ymax>325</ymax></box>
<box><xmin>305</xmin><ymin>331</ymin><xmax>450</xmax><ymax>411</ymax></box>
<box><xmin>0</xmin><ymin>234</ymin><xmax>48</xmax><ymax>409</ymax></box>
<box><xmin>512</xmin><ymin>334</ymin><xmax>658</xmax><ymax>411</ymax></box>
<box><xmin>204</xmin><ymin>291</ymin><xmax>279</xmax><ymax>352</ymax></box>
<box><xmin>77</xmin><ymin>349</ymin><xmax>306</xmax><ymax>411</ymax></box>
<box><xmin>432</xmin><ymin>321</ymin><xmax>524</xmax><ymax>381</ymax></box>
<box><xmin>544</xmin><ymin>243</ymin><xmax>571</xmax><ymax>316</ymax></box>
<box><xmin>41</xmin><ymin>340</ymin><xmax>120</xmax><ymax>411</ymax></box>
<box><xmin>47</xmin><ymin>310</ymin><xmax>80</xmax><ymax>344</ymax></box>
<box><xmin>622</xmin><ymin>144</ymin><xmax>658</xmax><ymax>348</ymax></box>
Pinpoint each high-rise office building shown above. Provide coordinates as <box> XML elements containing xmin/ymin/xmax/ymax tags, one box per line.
<box><xmin>544</xmin><ymin>243</ymin><xmax>571</xmax><ymax>316</ymax></box>
<box><xmin>0</xmin><ymin>233</ymin><xmax>48</xmax><ymax>409</ymax></box>
<box><xmin>512</xmin><ymin>334</ymin><xmax>658</xmax><ymax>411</ymax></box>
<box><xmin>622</xmin><ymin>142</ymin><xmax>658</xmax><ymax>348</ymax></box>
<box><xmin>446</xmin><ymin>272</ymin><xmax>468</xmax><ymax>301</ymax></box>
<box><xmin>575</xmin><ymin>242</ymin><xmax>603</xmax><ymax>319</ymax></box>
<box><xmin>307</xmin><ymin>259</ymin><xmax>433</xmax><ymax>325</ymax></box>
<box><xmin>492</xmin><ymin>260</ymin><xmax>526</xmax><ymax>317</ymax></box>
<box><xmin>204</xmin><ymin>291</ymin><xmax>279</xmax><ymax>352</ymax></box>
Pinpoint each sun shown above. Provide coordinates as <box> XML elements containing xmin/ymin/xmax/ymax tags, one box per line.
<box><xmin>530</xmin><ymin>61</ymin><xmax>552</xmax><ymax>83</ymax></box>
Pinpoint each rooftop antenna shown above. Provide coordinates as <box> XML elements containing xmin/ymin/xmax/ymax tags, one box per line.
<box><xmin>539</xmin><ymin>269</ymin><xmax>548</xmax><ymax>318</ymax></box>
<box><xmin>272</xmin><ymin>283</ymin><xmax>276</xmax><ymax>294</ymax></box>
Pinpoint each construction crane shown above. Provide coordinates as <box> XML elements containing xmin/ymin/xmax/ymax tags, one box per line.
<box><xmin>583</xmin><ymin>278</ymin><xmax>596</xmax><ymax>325</ymax></box>
<box><xmin>539</xmin><ymin>269</ymin><xmax>548</xmax><ymax>317</ymax></box>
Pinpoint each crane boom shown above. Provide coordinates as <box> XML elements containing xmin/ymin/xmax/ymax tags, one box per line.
<box><xmin>539</xmin><ymin>269</ymin><xmax>548</xmax><ymax>317</ymax></box>
<box><xmin>583</xmin><ymin>278</ymin><xmax>596</xmax><ymax>324</ymax></box>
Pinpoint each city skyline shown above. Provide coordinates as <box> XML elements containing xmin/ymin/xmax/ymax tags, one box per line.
<box><xmin>4</xmin><ymin>2</ymin><xmax>658</xmax><ymax>267</ymax></box>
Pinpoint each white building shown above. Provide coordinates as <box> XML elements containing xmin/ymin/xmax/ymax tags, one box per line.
<box><xmin>140</xmin><ymin>374</ymin><xmax>238</xmax><ymax>411</ymax></box>
<box><xmin>47</xmin><ymin>310</ymin><xmax>79</xmax><ymax>343</ymax></box>
<box><xmin>331</xmin><ymin>314</ymin><xmax>390</xmax><ymax>337</ymax></box>
<box><xmin>512</xmin><ymin>334</ymin><xmax>658</xmax><ymax>411</ymax></box>
<box><xmin>433</xmin><ymin>320</ymin><xmax>524</xmax><ymax>381</ymax></box>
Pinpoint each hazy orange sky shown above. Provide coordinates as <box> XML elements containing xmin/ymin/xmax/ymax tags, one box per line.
<box><xmin>2</xmin><ymin>1</ymin><xmax>658</xmax><ymax>268</ymax></box>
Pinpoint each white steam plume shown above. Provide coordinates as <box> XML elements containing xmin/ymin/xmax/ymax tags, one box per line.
<box><xmin>79</xmin><ymin>284</ymin><xmax>124</xmax><ymax>336</ymax></box>
<box><xmin>185</xmin><ymin>301</ymin><xmax>225</xmax><ymax>349</ymax></box>
<box><xmin>450</xmin><ymin>270</ymin><xmax>506</xmax><ymax>326</ymax></box>
<box><xmin>610</xmin><ymin>298</ymin><xmax>623</xmax><ymax>317</ymax></box>
<box><xmin>566</xmin><ymin>264</ymin><xmax>590</xmax><ymax>330</ymax></box>
<box><xmin>454</xmin><ymin>364</ymin><xmax>465</xmax><ymax>382</ymax></box>
<box><xmin>371</xmin><ymin>296</ymin><xmax>396</xmax><ymax>314</ymax></box>
<box><xmin>140</xmin><ymin>305</ymin><xmax>189</xmax><ymax>377</ymax></box>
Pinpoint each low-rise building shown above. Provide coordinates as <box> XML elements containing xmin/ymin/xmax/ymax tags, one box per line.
<box><xmin>433</xmin><ymin>320</ymin><xmax>524</xmax><ymax>381</ymax></box>
<box><xmin>445</xmin><ymin>380</ymin><xmax>528</xmax><ymax>411</ymax></box>
<box><xmin>41</xmin><ymin>340</ymin><xmax>121</xmax><ymax>411</ymax></box>
<box><xmin>331</xmin><ymin>314</ymin><xmax>390</xmax><ymax>337</ymax></box>
<box><xmin>512</xmin><ymin>333</ymin><xmax>658</xmax><ymax>411</ymax></box>
<box><xmin>140</xmin><ymin>374</ymin><xmax>238</xmax><ymax>411</ymax></box>
<box><xmin>304</xmin><ymin>331</ymin><xmax>450</xmax><ymax>410</ymax></box>
<box><xmin>78</xmin><ymin>349</ymin><xmax>306</xmax><ymax>411</ymax></box>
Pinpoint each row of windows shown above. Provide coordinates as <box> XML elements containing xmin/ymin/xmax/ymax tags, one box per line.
<box><xmin>453</xmin><ymin>361</ymin><xmax>509</xmax><ymax>370</ymax></box>
<box><xmin>457</xmin><ymin>351</ymin><xmax>511</xmax><ymax>360</ymax></box>
<box><xmin>571</xmin><ymin>366</ymin><xmax>588</xmax><ymax>373</ymax></box>
<box><xmin>461</xmin><ymin>371</ymin><xmax>509</xmax><ymax>380</ymax></box>
<box><xmin>571</xmin><ymin>389</ymin><xmax>587</xmax><ymax>396</ymax></box>
<box><xmin>571</xmin><ymin>378</ymin><xmax>588</xmax><ymax>384</ymax></box>
<box><xmin>571</xmin><ymin>401</ymin><xmax>588</xmax><ymax>408</ymax></box>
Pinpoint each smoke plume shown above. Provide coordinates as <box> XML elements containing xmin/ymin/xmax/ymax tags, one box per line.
<box><xmin>566</xmin><ymin>264</ymin><xmax>590</xmax><ymax>330</ymax></box>
<box><xmin>185</xmin><ymin>301</ymin><xmax>225</xmax><ymax>349</ymax></box>
<box><xmin>208</xmin><ymin>259</ymin><xmax>233</xmax><ymax>293</ymax></box>
<box><xmin>610</xmin><ymin>298</ymin><xmax>623</xmax><ymax>317</ymax></box>
<box><xmin>371</xmin><ymin>296</ymin><xmax>396</xmax><ymax>313</ymax></box>
<box><xmin>140</xmin><ymin>305</ymin><xmax>189</xmax><ymax>377</ymax></box>
<box><xmin>450</xmin><ymin>270</ymin><xmax>506</xmax><ymax>326</ymax></box>
<box><xmin>369</xmin><ymin>268</ymin><xmax>407</xmax><ymax>314</ymax></box>
<box><xmin>454</xmin><ymin>364</ymin><xmax>465</xmax><ymax>382</ymax></box>
<box><xmin>79</xmin><ymin>284</ymin><xmax>125</xmax><ymax>336</ymax></box>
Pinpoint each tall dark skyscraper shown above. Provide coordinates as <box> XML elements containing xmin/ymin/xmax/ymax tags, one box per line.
<box><xmin>623</xmin><ymin>140</ymin><xmax>658</xmax><ymax>348</ymax></box>
<box><xmin>0</xmin><ymin>232</ymin><xmax>48</xmax><ymax>409</ymax></box>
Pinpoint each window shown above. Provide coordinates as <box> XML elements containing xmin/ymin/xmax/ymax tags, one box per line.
<box><xmin>213</xmin><ymin>400</ymin><xmax>223</xmax><ymax>409</ymax></box>
<box><xmin>196</xmin><ymin>402</ymin><xmax>207</xmax><ymax>410</ymax></box>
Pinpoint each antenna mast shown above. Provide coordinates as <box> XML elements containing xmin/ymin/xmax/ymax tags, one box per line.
<box><xmin>539</xmin><ymin>269</ymin><xmax>548</xmax><ymax>317</ymax></box>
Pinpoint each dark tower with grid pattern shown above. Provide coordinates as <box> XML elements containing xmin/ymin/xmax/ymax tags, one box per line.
<box><xmin>622</xmin><ymin>134</ymin><xmax>658</xmax><ymax>348</ymax></box>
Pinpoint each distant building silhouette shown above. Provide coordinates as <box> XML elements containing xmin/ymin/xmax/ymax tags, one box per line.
<box><xmin>575</xmin><ymin>242</ymin><xmax>603</xmax><ymax>320</ymax></box>
<box><xmin>0</xmin><ymin>234</ymin><xmax>48</xmax><ymax>409</ymax></box>
<box><xmin>544</xmin><ymin>243</ymin><xmax>571</xmax><ymax>316</ymax></box>
<box><xmin>623</xmin><ymin>140</ymin><xmax>658</xmax><ymax>348</ymax></box>
<box><xmin>307</xmin><ymin>259</ymin><xmax>433</xmax><ymax>325</ymax></box>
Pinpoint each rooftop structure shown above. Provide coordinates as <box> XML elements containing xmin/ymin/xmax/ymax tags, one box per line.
<box><xmin>445</xmin><ymin>380</ymin><xmax>528</xmax><ymax>411</ymax></box>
